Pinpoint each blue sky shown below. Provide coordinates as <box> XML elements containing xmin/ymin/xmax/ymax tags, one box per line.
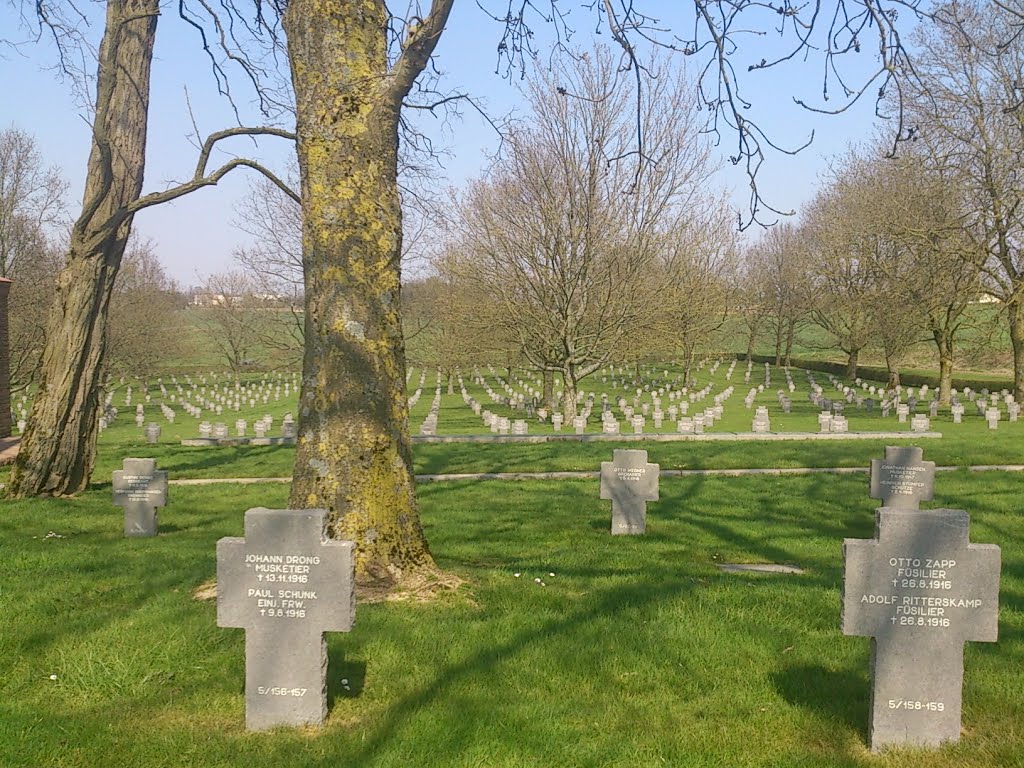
<box><xmin>1</xmin><ymin>1</ymin><xmax>888</xmax><ymax>285</ymax></box>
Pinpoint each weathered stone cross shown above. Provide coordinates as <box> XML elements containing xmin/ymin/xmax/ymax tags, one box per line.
<box><xmin>869</xmin><ymin>446</ymin><xmax>935</xmax><ymax>510</ymax></box>
<box><xmin>843</xmin><ymin>507</ymin><xmax>1000</xmax><ymax>750</ymax></box>
<box><xmin>112</xmin><ymin>458</ymin><xmax>167</xmax><ymax>537</ymax></box>
<box><xmin>600</xmin><ymin>449</ymin><xmax>659</xmax><ymax>535</ymax></box>
<box><xmin>217</xmin><ymin>508</ymin><xmax>355</xmax><ymax>731</ymax></box>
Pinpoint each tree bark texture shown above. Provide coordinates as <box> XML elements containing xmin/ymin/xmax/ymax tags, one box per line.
<box><xmin>845</xmin><ymin>348</ymin><xmax>859</xmax><ymax>379</ymax></box>
<box><xmin>1008</xmin><ymin>297</ymin><xmax>1024</xmax><ymax>403</ymax></box>
<box><xmin>561</xmin><ymin>366</ymin><xmax>579</xmax><ymax>421</ymax></box>
<box><xmin>9</xmin><ymin>0</ymin><xmax>158</xmax><ymax>496</ymax></box>
<box><xmin>283</xmin><ymin>0</ymin><xmax>449</xmax><ymax>580</ymax></box>
<box><xmin>542</xmin><ymin>370</ymin><xmax>554</xmax><ymax>412</ymax></box>
<box><xmin>933</xmin><ymin>328</ymin><xmax>954</xmax><ymax>406</ymax></box>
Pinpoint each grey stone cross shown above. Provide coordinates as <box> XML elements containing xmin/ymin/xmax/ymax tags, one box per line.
<box><xmin>112</xmin><ymin>458</ymin><xmax>167</xmax><ymax>537</ymax></box>
<box><xmin>217</xmin><ymin>508</ymin><xmax>355</xmax><ymax>731</ymax></box>
<box><xmin>600</xmin><ymin>449</ymin><xmax>659</xmax><ymax>535</ymax></box>
<box><xmin>870</xmin><ymin>446</ymin><xmax>935</xmax><ymax>510</ymax></box>
<box><xmin>843</xmin><ymin>507</ymin><xmax>1000</xmax><ymax>751</ymax></box>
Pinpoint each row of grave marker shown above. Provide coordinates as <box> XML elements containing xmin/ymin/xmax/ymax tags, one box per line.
<box><xmin>111</xmin><ymin>446</ymin><xmax>1000</xmax><ymax>752</ymax></box>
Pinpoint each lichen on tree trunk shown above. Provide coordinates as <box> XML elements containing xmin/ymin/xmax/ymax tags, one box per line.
<box><xmin>8</xmin><ymin>0</ymin><xmax>158</xmax><ymax>497</ymax></box>
<box><xmin>282</xmin><ymin>0</ymin><xmax>451</xmax><ymax>584</ymax></box>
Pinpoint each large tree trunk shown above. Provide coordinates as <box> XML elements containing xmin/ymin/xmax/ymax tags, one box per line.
<box><xmin>845</xmin><ymin>348</ymin><xmax>859</xmax><ymax>379</ymax></box>
<box><xmin>283</xmin><ymin>0</ymin><xmax>450</xmax><ymax>584</ymax></box>
<box><xmin>542</xmin><ymin>369</ymin><xmax>555</xmax><ymax>411</ymax></box>
<box><xmin>1009</xmin><ymin>297</ymin><xmax>1024</xmax><ymax>403</ymax></box>
<box><xmin>9</xmin><ymin>0</ymin><xmax>158</xmax><ymax>497</ymax></box>
<box><xmin>884</xmin><ymin>350</ymin><xmax>900</xmax><ymax>389</ymax></box>
<box><xmin>784</xmin><ymin>319</ymin><xmax>796</xmax><ymax>367</ymax></box>
<box><xmin>561</xmin><ymin>365</ymin><xmax>578</xmax><ymax>420</ymax></box>
<box><xmin>934</xmin><ymin>328</ymin><xmax>954</xmax><ymax>406</ymax></box>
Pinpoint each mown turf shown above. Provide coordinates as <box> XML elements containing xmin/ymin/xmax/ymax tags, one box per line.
<box><xmin>2</xmin><ymin>472</ymin><xmax>1022</xmax><ymax>767</ymax></box>
<box><xmin>6</xmin><ymin>362</ymin><xmax>1014</xmax><ymax>489</ymax></box>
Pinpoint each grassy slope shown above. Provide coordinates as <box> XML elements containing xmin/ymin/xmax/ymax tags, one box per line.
<box><xmin>1</xmin><ymin>472</ymin><xmax>1022</xmax><ymax>767</ymax></box>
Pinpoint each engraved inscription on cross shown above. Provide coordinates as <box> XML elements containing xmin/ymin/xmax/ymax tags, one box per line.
<box><xmin>600</xmin><ymin>449</ymin><xmax>659</xmax><ymax>535</ymax></box>
<box><xmin>843</xmin><ymin>508</ymin><xmax>1000</xmax><ymax>751</ymax></box>
<box><xmin>112</xmin><ymin>458</ymin><xmax>167</xmax><ymax>537</ymax></box>
<box><xmin>869</xmin><ymin>446</ymin><xmax>935</xmax><ymax>510</ymax></box>
<box><xmin>217</xmin><ymin>508</ymin><xmax>355</xmax><ymax>731</ymax></box>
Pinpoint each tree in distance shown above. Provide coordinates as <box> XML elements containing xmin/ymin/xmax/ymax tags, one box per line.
<box><xmin>448</xmin><ymin>48</ymin><xmax>726</xmax><ymax>420</ymax></box>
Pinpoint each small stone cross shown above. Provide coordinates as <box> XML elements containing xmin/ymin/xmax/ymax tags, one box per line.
<box><xmin>870</xmin><ymin>446</ymin><xmax>935</xmax><ymax>510</ymax></box>
<box><xmin>843</xmin><ymin>507</ymin><xmax>1000</xmax><ymax>750</ymax></box>
<box><xmin>217</xmin><ymin>508</ymin><xmax>355</xmax><ymax>731</ymax></box>
<box><xmin>112</xmin><ymin>458</ymin><xmax>167</xmax><ymax>537</ymax></box>
<box><xmin>600</xmin><ymin>449</ymin><xmax>659</xmax><ymax>535</ymax></box>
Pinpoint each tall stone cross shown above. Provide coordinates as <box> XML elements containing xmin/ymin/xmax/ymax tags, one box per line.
<box><xmin>112</xmin><ymin>458</ymin><xmax>167</xmax><ymax>537</ymax></box>
<box><xmin>600</xmin><ymin>449</ymin><xmax>659</xmax><ymax>535</ymax></box>
<box><xmin>217</xmin><ymin>508</ymin><xmax>355</xmax><ymax>731</ymax></box>
<box><xmin>843</xmin><ymin>507</ymin><xmax>1000</xmax><ymax>751</ymax></box>
<box><xmin>869</xmin><ymin>446</ymin><xmax>935</xmax><ymax>510</ymax></box>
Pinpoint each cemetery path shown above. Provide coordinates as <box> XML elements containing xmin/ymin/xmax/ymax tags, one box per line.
<box><xmin>0</xmin><ymin>436</ymin><xmax>19</xmax><ymax>465</ymax></box>
<box><xmin>162</xmin><ymin>464</ymin><xmax>1024</xmax><ymax>485</ymax></box>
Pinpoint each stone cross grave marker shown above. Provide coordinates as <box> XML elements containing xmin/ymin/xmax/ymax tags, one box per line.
<box><xmin>870</xmin><ymin>446</ymin><xmax>935</xmax><ymax>510</ymax></box>
<box><xmin>842</xmin><ymin>507</ymin><xmax>1000</xmax><ymax>750</ymax></box>
<box><xmin>217</xmin><ymin>508</ymin><xmax>355</xmax><ymax>731</ymax></box>
<box><xmin>600</xmin><ymin>449</ymin><xmax>659</xmax><ymax>535</ymax></box>
<box><xmin>112</xmin><ymin>458</ymin><xmax>167</xmax><ymax>537</ymax></box>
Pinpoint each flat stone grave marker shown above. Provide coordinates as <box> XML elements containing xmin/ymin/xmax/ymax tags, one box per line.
<box><xmin>600</xmin><ymin>449</ymin><xmax>659</xmax><ymax>535</ymax></box>
<box><xmin>217</xmin><ymin>508</ymin><xmax>355</xmax><ymax>731</ymax></box>
<box><xmin>112</xmin><ymin>458</ymin><xmax>167</xmax><ymax>537</ymax></box>
<box><xmin>870</xmin><ymin>446</ymin><xmax>935</xmax><ymax>510</ymax></box>
<box><xmin>843</xmin><ymin>507</ymin><xmax>1000</xmax><ymax>751</ymax></box>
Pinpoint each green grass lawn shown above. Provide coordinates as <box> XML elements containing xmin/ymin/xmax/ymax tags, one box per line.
<box><xmin>2</xmin><ymin>471</ymin><xmax>1022</xmax><ymax>767</ymax></box>
<box><xmin>4</xmin><ymin>361</ymin><xmax>1024</xmax><ymax>765</ymax></box>
<box><xmin>7</xmin><ymin>361</ymin><xmax>1011</xmax><ymax>490</ymax></box>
